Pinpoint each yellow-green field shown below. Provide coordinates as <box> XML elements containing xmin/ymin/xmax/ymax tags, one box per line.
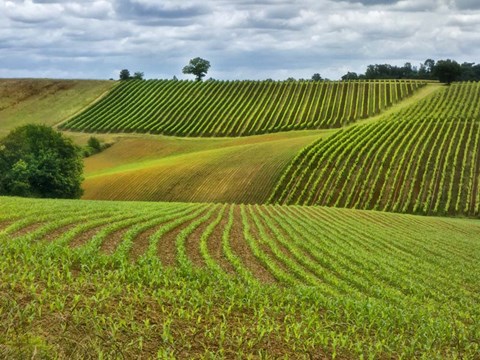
<box><xmin>0</xmin><ymin>79</ymin><xmax>114</xmax><ymax>138</ymax></box>
<box><xmin>82</xmin><ymin>131</ymin><xmax>328</xmax><ymax>203</ymax></box>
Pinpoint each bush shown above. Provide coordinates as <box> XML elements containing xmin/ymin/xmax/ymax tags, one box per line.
<box><xmin>0</xmin><ymin>124</ymin><xmax>84</xmax><ymax>198</ymax></box>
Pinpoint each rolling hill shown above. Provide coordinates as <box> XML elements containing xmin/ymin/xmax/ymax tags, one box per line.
<box><xmin>270</xmin><ymin>82</ymin><xmax>480</xmax><ymax>217</ymax></box>
<box><xmin>81</xmin><ymin>131</ymin><xmax>327</xmax><ymax>203</ymax></box>
<box><xmin>0</xmin><ymin>79</ymin><xmax>114</xmax><ymax>138</ymax></box>
<box><xmin>60</xmin><ymin>79</ymin><xmax>426</xmax><ymax>136</ymax></box>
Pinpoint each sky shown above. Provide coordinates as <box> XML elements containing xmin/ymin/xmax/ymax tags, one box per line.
<box><xmin>1</xmin><ymin>0</ymin><xmax>480</xmax><ymax>80</ymax></box>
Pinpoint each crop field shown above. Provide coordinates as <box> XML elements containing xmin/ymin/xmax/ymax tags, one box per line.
<box><xmin>60</xmin><ymin>79</ymin><xmax>426</xmax><ymax>136</ymax></box>
<box><xmin>0</xmin><ymin>79</ymin><xmax>114</xmax><ymax>138</ymax></box>
<box><xmin>1</xmin><ymin>196</ymin><xmax>480</xmax><ymax>358</ymax></box>
<box><xmin>82</xmin><ymin>131</ymin><xmax>326</xmax><ymax>203</ymax></box>
<box><xmin>270</xmin><ymin>82</ymin><xmax>480</xmax><ymax>217</ymax></box>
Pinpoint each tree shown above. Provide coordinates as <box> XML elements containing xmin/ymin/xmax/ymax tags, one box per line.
<box><xmin>433</xmin><ymin>59</ymin><xmax>462</xmax><ymax>84</ymax></box>
<box><xmin>182</xmin><ymin>57</ymin><xmax>211</xmax><ymax>81</ymax></box>
<box><xmin>341</xmin><ymin>72</ymin><xmax>358</xmax><ymax>81</ymax></box>
<box><xmin>0</xmin><ymin>124</ymin><xmax>84</xmax><ymax>198</ymax></box>
<box><xmin>311</xmin><ymin>73</ymin><xmax>323</xmax><ymax>81</ymax></box>
<box><xmin>133</xmin><ymin>71</ymin><xmax>144</xmax><ymax>80</ymax></box>
<box><xmin>119</xmin><ymin>69</ymin><xmax>131</xmax><ymax>80</ymax></box>
<box><xmin>424</xmin><ymin>59</ymin><xmax>435</xmax><ymax>74</ymax></box>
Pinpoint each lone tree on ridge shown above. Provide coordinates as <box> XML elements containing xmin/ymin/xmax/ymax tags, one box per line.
<box><xmin>182</xmin><ymin>57</ymin><xmax>211</xmax><ymax>81</ymax></box>
<box><xmin>119</xmin><ymin>69</ymin><xmax>131</xmax><ymax>80</ymax></box>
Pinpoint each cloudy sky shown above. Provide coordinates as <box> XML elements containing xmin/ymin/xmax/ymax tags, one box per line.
<box><xmin>1</xmin><ymin>0</ymin><xmax>480</xmax><ymax>80</ymax></box>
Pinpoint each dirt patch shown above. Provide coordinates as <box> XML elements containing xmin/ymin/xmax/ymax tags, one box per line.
<box><xmin>206</xmin><ymin>207</ymin><xmax>236</xmax><ymax>274</ymax></box>
<box><xmin>0</xmin><ymin>219</ymin><xmax>15</xmax><ymax>232</ymax></box>
<box><xmin>184</xmin><ymin>208</ymin><xmax>220</xmax><ymax>269</ymax></box>
<box><xmin>229</xmin><ymin>206</ymin><xmax>276</xmax><ymax>284</ymax></box>
<box><xmin>157</xmin><ymin>209</ymin><xmax>209</xmax><ymax>268</ymax></box>
<box><xmin>99</xmin><ymin>227</ymin><xmax>130</xmax><ymax>255</ymax></box>
<box><xmin>129</xmin><ymin>225</ymin><xmax>161</xmax><ymax>262</ymax></box>
<box><xmin>41</xmin><ymin>223</ymin><xmax>80</xmax><ymax>243</ymax></box>
<box><xmin>69</xmin><ymin>225</ymin><xmax>108</xmax><ymax>249</ymax></box>
<box><xmin>10</xmin><ymin>222</ymin><xmax>45</xmax><ymax>238</ymax></box>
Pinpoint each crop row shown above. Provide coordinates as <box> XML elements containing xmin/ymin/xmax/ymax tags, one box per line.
<box><xmin>2</xmin><ymin>197</ymin><xmax>479</xmax><ymax>298</ymax></box>
<box><xmin>60</xmin><ymin>79</ymin><xmax>426</xmax><ymax>136</ymax></box>
<box><xmin>270</xmin><ymin>82</ymin><xmax>480</xmax><ymax>217</ymax></box>
<box><xmin>1</xmin><ymin>196</ymin><xmax>479</xmax><ymax>358</ymax></box>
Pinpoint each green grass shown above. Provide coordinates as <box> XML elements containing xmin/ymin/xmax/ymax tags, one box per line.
<box><xmin>0</xmin><ymin>79</ymin><xmax>115</xmax><ymax>138</ymax></box>
<box><xmin>270</xmin><ymin>82</ymin><xmax>480</xmax><ymax>217</ymax></box>
<box><xmin>81</xmin><ymin>131</ymin><xmax>327</xmax><ymax>203</ymax></box>
<box><xmin>60</xmin><ymin>79</ymin><xmax>426</xmax><ymax>136</ymax></box>
<box><xmin>1</xmin><ymin>196</ymin><xmax>479</xmax><ymax>358</ymax></box>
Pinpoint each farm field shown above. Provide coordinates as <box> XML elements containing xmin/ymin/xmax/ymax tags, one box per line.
<box><xmin>0</xmin><ymin>79</ymin><xmax>114</xmax><ymax>138</ymax></box>
<box><xmin>60</xmin><ymin>79</ymin><xmax>427</xmax><ymax>136</ymax></box>
<box><xmin>270</xmin><ymin>82</ymin><xmax>480</xmax><ymax>217</ymax></box>
<box><xmin>82</xmin><ymin>131</ymin><xmax>327</xmax><ymax>203</ymax></box>
<box><xmin>1</xmin><ymin>196</ymin><xmax>480</xmax><ymax>358</ymax></box>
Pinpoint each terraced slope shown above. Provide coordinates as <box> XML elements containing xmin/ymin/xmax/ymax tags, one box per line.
<box><xmin>1</xmin><ymin>197</ymin><xmax>479</xmax><ymax>358</ymax></box>
<box><xmin>270</xmin><ymin>82</ymin><xmax>480</xmax><ymax>217</ymax></box>
<box><xmin>82</xmin><ymin>131</ymin><xmax>326</xmax><ymax>203</ymax></box>
<box><xmin>0</xmin><ymin>79</ymin><xmax>114</xmax><ymax>137</ymax></box>
<box><xmin>60</xmin><ymin>79</ymin><xmax>426</xmax><ymax>136</ymax></box>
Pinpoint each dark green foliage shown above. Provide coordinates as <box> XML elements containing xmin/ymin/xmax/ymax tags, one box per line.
<box><xmin>119</xmin><ymin>69</ymin><xmax>131</xmax><ymax>81</ymax></box>
<box><xmin>0</xmin><ymin>124</ymin><xmax>83</xmax><ymax>198</ymax></box>
<box><xmin>83</xmin><ymin>136</ymin><xmax>110</xmax><ymax>157</ymax></box>
<box><xmin>341</xmin><ymin>72</ymin><xmax>359</xmax><ymax>80</ymax></box>
<box><xmin>133</xmin><ymin>71</ymin><xmax>144</xmax><ymax>80</ymax></box>
<box><xmin>433</xmin><ymin>59</ymin><xmax>462</xmax><ymax>84</ymax></box>
<box><xmin>182</xmin><ymin>57</ymin><xmax>211</xmax><ymax>81</ymax></box>
<box><xmin>311</xmin><ymin>73</ymin><xmax>322</xmax><ymax>81</ymax></box>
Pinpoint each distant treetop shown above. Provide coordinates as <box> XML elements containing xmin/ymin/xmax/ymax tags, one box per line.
<box><xmin>182</xmin><ymin>57</ymin><xmax>211</xmax><ymax>81</ymax></box>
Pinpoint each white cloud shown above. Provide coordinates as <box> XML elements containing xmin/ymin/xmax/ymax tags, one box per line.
<box><xmin>0</xmin><ymin>0</ymin><xmax>479</xmax><ymax>80</ymax></box>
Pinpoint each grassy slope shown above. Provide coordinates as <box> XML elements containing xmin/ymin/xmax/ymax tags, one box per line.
<box><xmin>1</xmin><ymin>196</ymin><xmax>479</xmax><ymax>358</ymax></box>
<box><xmin>82</xmin><ymin>131</ymin><xmax>327</xmax><ymax>203</ymax></box>
<box><xmin>0</xmin><ymin>79</ymin><xmax>114</xmax><ymax>138</ymax></box>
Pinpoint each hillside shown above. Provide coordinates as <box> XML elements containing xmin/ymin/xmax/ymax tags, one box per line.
<box><xmin>0</xmin><ymin>79</ymin><xmax>114</xmax><ymax>138</ymax></box>
<box><xmin>81</xmin><ymin>131</ymin><xmax>326</xmax><ymax>203</ymax></box>
<box><xmin>270</xmin><ymin>82</ymin><xmax>480</xmax><ymax>217</ymax></box>
<box><xmin>1</xmin><ymin>196</ymin><xmax>479</xmax><ymax>358</ymax></box>
<box><xmin>60</xmin><ymin>79</ymin><xmax>426</xmax><ymax>136</ymax></box>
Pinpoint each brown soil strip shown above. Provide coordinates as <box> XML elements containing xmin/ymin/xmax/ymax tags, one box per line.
<box><xmin>69</xmin><ymin>224</ymin><xmax>108</xmax><ymax>249</ymax></box>
<box><xmin>129</xmin><ymin>225</ymin><xmax>161</xmax><ymax>262</ymax></box>
<box><xmin>206</xmin><ymin>208</ymin><xmax>236</xmax><ymax>274</ymax></box>
<box><xmin>157</xmin><ymin>209</ymin><xmax>209</xmax><ymax>268</ymax></box>
<box><xmin>185</xmin><ymin>209</ymin><xmax>217</xmax><ymax>269</ymax></box>
<box><xmin>99</xmin><ymin>227</ymin><xmax>131</xmax><ymax>255</ymax></box>
<box><xmin>10</xmin><ymin>222</ymin><xmax>45</xmax><ymax>238</ymax></box>
<box><xmin>230</xmin><ymin>206</ymin><xmax>276</xmax><ymax>284</ymax></box>
<box><xmin>0</xmin><ymin>219</ymin><xmax>15</xmax><ymax>232</ymax></box>
<box><xmin>40</xmin><ymin>223</ymin><xmax>79</xmax><ymax>243</ymax></box>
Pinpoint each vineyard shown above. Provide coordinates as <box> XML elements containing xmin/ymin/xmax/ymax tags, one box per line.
<box><xmin>270</xmin><ymin>82</ymin><xmax>480</xmax><ymax>217</ymax></box>
<box><xmin>60</xmin><ymin>79</ymin><xmax>426</xmax><ymax>136</ymax></box>
<box><xmin>1</xmin><ymin>196</ymin><xmax>480</xmax><ymax>358</ymax></box>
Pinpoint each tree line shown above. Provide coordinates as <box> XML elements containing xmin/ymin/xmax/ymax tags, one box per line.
<box><xmin>119</xmin><ymin>57</ymin><xmax>479</xmax><ymax>85</ymax></box>
<box><xmin>341</xmin><ymin>59</ymin><xmax>479</xmax><ymax>84</ymax></box>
